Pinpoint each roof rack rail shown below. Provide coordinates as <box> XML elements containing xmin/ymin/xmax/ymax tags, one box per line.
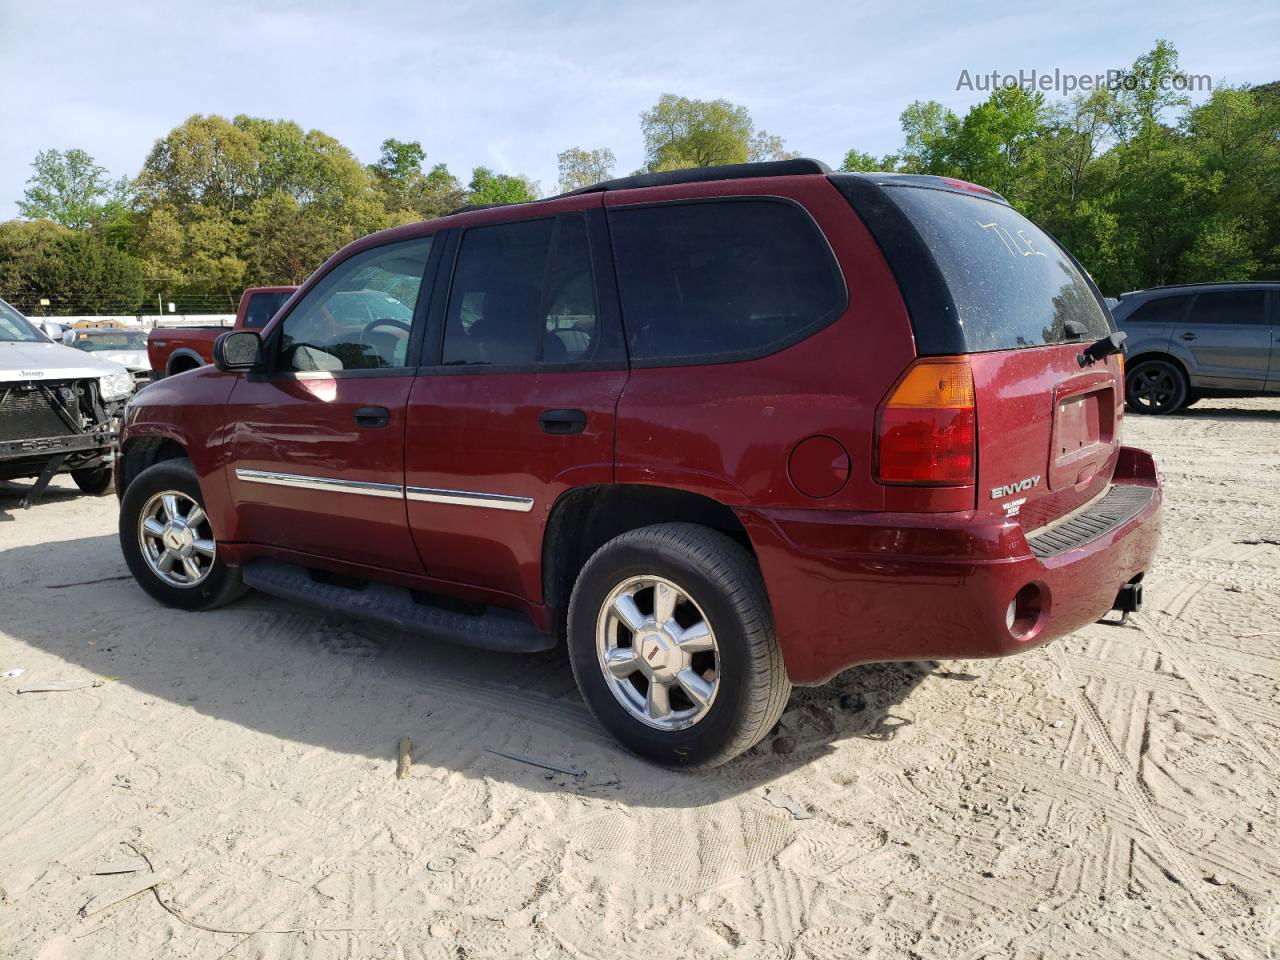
<box><xmin>444</xmin><ymin>158</ymin><xmax>832</xmax><ymax>216</ymax></box>
<box><xmin>1121</xmin><ymin>280</ymin><xmax>1279</xmax><ymax>295</ymax></box>
<box><xmin>447</xmin><ymin>200</ymin><xmax>529</xmax><ymax>215</ymax></box>
<box><xmin>559</xmin><ymin>158</ymin><xmax>831</xmax><ymax>198</ymax></box>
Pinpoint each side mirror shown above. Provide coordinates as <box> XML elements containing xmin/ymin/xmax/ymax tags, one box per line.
<box><xmin>213</xmin><ymin>330</ymin><xmax>263</xmax><ymax>372</ymax></box>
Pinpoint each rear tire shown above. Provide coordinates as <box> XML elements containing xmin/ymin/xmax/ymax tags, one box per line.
<box><xmin>71</xmin><ymin>466</ymin><xmax>113</xmax><ymax>495</ymax></box>
<box><xmin>1125</xmin><ymin>358</ymin><xmax>1188</xmax><ymax>414</ymax></box>
<box><xmin>567</xmin><ymin>523</ymin><xmax>790</xmax><ymax>768</ymax></box>
<box><xmin>119</xmin><ymin>458</ymin><xmax>247</xmax><ymax>611</ymax></box>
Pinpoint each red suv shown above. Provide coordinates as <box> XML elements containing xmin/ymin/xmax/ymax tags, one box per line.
<box><xmin>115</xmin><ymin>159</ymin><xmax>1161</xmax><ymax>767</ymax></box>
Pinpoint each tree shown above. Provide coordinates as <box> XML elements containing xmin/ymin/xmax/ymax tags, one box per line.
<box><xmin>17</xmin><ymin>148</ymin><xmax>130</xmax><ymax>229</ymax></box>
<box><xmin>945</xmin><ymin>87</ymin><xmax>1046</xmax><ymax>202</ymax></box>
<box><xmin>135</xmin><ymin>115</ymin><xmax>260</xmax><ymax>216</ymax></box>
<box><xmin>640</xmin><ymin>94</ymin><xmax>754</xmax><ymax>170</ymax></box>
<box><xmin>0</xmin><ymin>219</ymin><xmax>144</xmax><ymax>314</ymax></box>
<box><xmin>1110</xmin><ymin>39</ymin><xmax>1192</xmax><ymax>142</ymax></box>
<box><xmin>894</xmin><ymin>100</ymin><xmax>957</xmax><ymax>173</ymax></box>
<box><xmin>748</xmin><ymin>130</ymin><xmax>800</xmax><ymax>163</ymax></box>
<box><xmin>557</xmin><ymin>147</ymin><xmax>616</xmax><ymax>192</ymax></box>
<box><xmin>839</xmin><ymin>148</ymin><xmax>890</xmax><ymax>172</ymax></box>
<box><xmin>371</xmin><ymin>139</ymin><xmax>466</xmax><ymax>219</ymax></box>
<box><xmin>373</xmin><ymin>138</ymin><xmax>427</xmax><ymax>184</ymax></box>
<box><xmin>467</xmin><ymin>167</ymin><xmax>539</xmax><ymax>205</ymax></box>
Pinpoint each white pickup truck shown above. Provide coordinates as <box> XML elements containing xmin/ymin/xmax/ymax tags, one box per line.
<box><xmin>0</xmin><ymin>298</ymin><xmax>136</xmax><ymax>506</ymax></box>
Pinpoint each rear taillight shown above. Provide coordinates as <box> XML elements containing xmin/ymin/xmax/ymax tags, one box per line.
<box><xmin>876</xmin><ymin>358</ymin><xmax>976</xmax><ymax>486</ymax></box>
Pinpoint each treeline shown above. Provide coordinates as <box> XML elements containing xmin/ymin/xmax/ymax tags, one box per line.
<box><xmin>1</xmin><ymin>40</ymin><xmax>1275</xmax><ymax>315</ymax></box>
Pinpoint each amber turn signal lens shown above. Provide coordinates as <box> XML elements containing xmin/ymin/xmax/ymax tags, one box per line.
<box><xmin>883</xmin><ymin>359</ymin><xmax>975</xmax><ymax>409</ymax></box>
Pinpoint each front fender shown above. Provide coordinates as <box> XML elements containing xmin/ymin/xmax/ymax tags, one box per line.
<box><xmin>120</xmin><ymin>367</ymin><xmax>243</xmax><ymax>541</ymax></box>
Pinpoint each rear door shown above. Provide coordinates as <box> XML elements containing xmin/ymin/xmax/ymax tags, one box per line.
<box><xmin>403</xmin><ymin>200</ymin><xmax>628</xmax><ymax>604</ymax></box>
<box><xmin>876</xmin><ymin>184</ymin><xmax>1122</xmax><ymax>528</ymax></box>
<box><xmin>1173</xmin><ymin>289</ymin><xmax>1270</xmax><ymax>388</ymax></box>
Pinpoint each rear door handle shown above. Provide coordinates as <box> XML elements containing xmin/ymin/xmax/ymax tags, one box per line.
<box><xmin>1180</xmin><ymin>332</ymin><xmax>1198</xmax><ymax>341</ymax></box>
<box><xmin>354</xmin><ymin>406</ymin><xmax>390</xmax><ymax>428</ymax></box>
<box><xmin>539</xmin><ymin>408</ymin><xmax>587</xmax><ymax>435</ymax></box>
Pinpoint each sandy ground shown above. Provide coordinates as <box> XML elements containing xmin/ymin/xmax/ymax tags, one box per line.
<box><xmin>1</xmin><ymin>399</ymin><xmax>1278</xmax><ymax>960</ymax></box>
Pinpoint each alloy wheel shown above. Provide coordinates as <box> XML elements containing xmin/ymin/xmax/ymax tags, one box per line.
<box><xmin>137</xmin><ymin>490</ymin><xmax>216</xmax><ymax>588</ymax></box>
<box><xmin>595</xmin><ymin>574</ymin><xmax>720</xmax><ymax>732</ymax></box>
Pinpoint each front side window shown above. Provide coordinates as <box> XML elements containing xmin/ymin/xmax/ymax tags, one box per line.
<box><xmin>608</xmin><ymin>200</ymin><xmax>845</xmax><ymax>363</ymax></box>
<box><xmin>1189</xmin><ymin>290</ymin><xmax>1266</xmax><ymax>325</ymax></box>
<box><xmin>278</xmin><ymin>237</ymin><xmax>432</xmax><ymax>372</ymax></box>
<box><xmin>442</xmin><ymin>214</ymin><xmax>600</xmax><ymax>366</ymax></box>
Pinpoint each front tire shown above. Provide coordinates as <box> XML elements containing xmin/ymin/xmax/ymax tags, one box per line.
<box><xmin>119</xmin><ymin>458</ymin><xmax>246</xmax><ymax>611</ymax></box>
<box><xmin>71</xmin><ymin>466</ymin><xmax>113</xmax><ymax>495</ymax></box>
<box><xmin>1126</xmin><ymin>358</ymin><xmax>1188</xmax><ymax>414</ymax></box>
<box><xmin>567</xmin><ymin>523</ymin><xmax>790</xmax><ymax>768</ymax></box>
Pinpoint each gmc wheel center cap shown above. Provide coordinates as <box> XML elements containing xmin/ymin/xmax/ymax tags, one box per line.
<box><xmin>163</xmin><ymin>519</ymin><xmax>191</xmax><ymax>553</ymax></box>
<box><xmin>638</xmin><ymin>630</ymin><xmax>679</xmax><ymax>680</ymax></box>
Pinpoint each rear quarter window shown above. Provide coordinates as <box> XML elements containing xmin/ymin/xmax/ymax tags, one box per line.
<box><xmin>608</xmin><ymin>199</ymin><xmax>845</xmax><ymax>364</ymax></box>
<box><xmin>885</xmin><ymin>187</ymin><xmax>1111</xmax><ymax>352</ymax></box>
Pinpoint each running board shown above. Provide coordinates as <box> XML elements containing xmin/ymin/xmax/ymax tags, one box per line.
<box><xmin>242</xmin><ymin>559</ymin><xmax>554</xmax><ymax>653</ymax></box>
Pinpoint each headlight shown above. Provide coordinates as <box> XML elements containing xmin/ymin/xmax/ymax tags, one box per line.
<box><xmin>99</xmin><ymin>370</ymin><xmax>135</xmax><ymax>401</ymax></box>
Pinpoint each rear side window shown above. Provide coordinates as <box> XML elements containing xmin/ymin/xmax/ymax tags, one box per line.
<box><xmin>1124</xmin><ymin>295</ymin><xmax>1191</xmax><ymax>325</ymax></box>
<box><xmin>885</xmin><ymin>187</ymin><xmax>1111</xmax><ymax>351</ymax></box>
<box><xmin>243</xmin><ymin>291</ymin><xmax>292</xmax><ymax>329</ymax></box>
<box><xmin>443</xmin><ymin>214</ymin><xmax>603</xmax><ymax>366</ymax></box>
<box><xmin>1189</xmin><ymin>290</ymin><xmax>1266</xmax><ymax>325</ymax></box>
<box><xmin>608</xmin><ymin>200</ymin><xmax>845</xmax><ymax>363</ymax></box>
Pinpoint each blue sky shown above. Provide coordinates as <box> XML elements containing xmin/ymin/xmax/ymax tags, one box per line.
<box><xmin>1</xmin><ymin>0</ymin><xmax>1277</xmax><ymax>214</ymax></box>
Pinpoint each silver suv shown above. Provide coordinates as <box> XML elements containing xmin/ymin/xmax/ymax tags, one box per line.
<box><xmin>1114</xmin><ymin>282</ymin><xmax>1280</xmax><ymax>414</ymax></box>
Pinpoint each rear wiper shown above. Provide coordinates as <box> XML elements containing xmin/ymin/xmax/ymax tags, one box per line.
<box><xmin>1077</xmin><ymin>331</ymin><xmax>1127</xmax><ymax>368</ymax></box>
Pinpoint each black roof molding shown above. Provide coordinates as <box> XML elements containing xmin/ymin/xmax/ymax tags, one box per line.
<box><xmin>559</xmin><ymin>158</ymin><xmax>832</xmax><ymax>197</ymax></box>
<box><xmin>447</xmin><ymin>158</ymin><xmax>832</xmax><ymax>216</ymax></box>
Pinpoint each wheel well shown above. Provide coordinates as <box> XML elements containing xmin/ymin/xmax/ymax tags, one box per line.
<box><xmin>119</xmin><ymin>437</ymin><xmax>188</xmax><ymax>495</ymax></box>
<box><xmin>541</xmin><ymin>484</ymin><xmax>754</xmax><ymax>643</ymax></box>
<box><xmin>168</xmin><ymin>353</ymin><xmax>201</xmax><ymax>375</ymax></box>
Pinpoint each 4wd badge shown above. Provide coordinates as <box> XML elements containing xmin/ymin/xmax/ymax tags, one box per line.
<box><xmin>990</xmin><ymin>475</ymin><xmax>1041</xmax><ymax>500</ymax></box>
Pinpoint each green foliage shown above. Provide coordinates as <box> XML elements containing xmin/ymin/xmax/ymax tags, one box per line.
<box><xmin>557</xmin><ymin>147</ymin><xmax>616</xmax><ymax>192</ymax></box>
<box><xmin>842</xmin><ymin>41</ymin><xmax>1280</xmax><ymax>290</ymax></box>
<box><xmin>839</xmin><ymin>149</ymin><xmax>881</xmax><ymax>173</ymax></box>
<box><xmin>18</xmin><ymin>148</ymin><xmax>131</xmax><ymax>230</ymax></box>
<box><xmin>0</xmin><ymin>219</ymin><xmax>144</xmax><ymax>314</ymax></box>
<box><xmin>467</xmin><ymin>167</ymin><xmax>539</xmax><ymax>205</ymax></box>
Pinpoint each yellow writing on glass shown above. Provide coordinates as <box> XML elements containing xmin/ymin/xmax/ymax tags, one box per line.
<box><xmin>978</xmin><ymin>221</ymin><xmax>1047</xmax><ymax>258</ymax></box>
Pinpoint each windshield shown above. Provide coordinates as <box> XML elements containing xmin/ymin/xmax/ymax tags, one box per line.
<box><xmin>71</xmin><ymin>330</ymin><xmax>148</xmax><ymax>351</ymax></box>
<box><xmin>884</xmin><ymin>186</ymin><xmax>1112</xmax><ymax>351</ymax></box>
<box><xmin>0</xmin><ymin>299</ymin><xmax>45</xmax><ymax>343</ymax></box>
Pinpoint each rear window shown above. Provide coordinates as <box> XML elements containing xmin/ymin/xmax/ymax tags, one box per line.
<box><xmin>608</xmin><ymin>199</ymin><xmax>845</xmax><ymax>364</ymax></box>
<box><xmin>886</xmin><ymin>187</ymin><xmax>1111</xmax><ymax>352</ymax></box>
<box><xmin>243</xmin><ymin>291</ymin><xmax>293</xmax><ymax>329</ymax></box>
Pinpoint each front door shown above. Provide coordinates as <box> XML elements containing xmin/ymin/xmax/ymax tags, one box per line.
<box><xmin>225</xmin><ymin>235</ymin><xmax>438</xmax><ymax>573</ymax></box>
<box><xmin>1175</xmin><ymin>289</ymin><xmax>1271</xmax><ymax>388</ymax></box>
<box><xmin>404</xmin><ymin>204</ymin><xmax>628</xmax><ymax>604</ymax></box>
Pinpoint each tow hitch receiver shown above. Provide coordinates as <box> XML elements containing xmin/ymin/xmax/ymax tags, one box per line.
<box><xmin>1101</xmin><ymin>580</ymin><xmax>1144</xmax><ymax>626</ymax></box>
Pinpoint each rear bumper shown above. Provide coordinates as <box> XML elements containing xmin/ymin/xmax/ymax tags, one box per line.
<box><xmin>741</xmin><ymin>446</ymin><xmax>1162</xmax><ymax>686</ymax></box>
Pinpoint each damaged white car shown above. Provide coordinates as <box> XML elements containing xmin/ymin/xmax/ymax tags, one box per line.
<box><xmin>1</xmin><ymin>297</ymin><xmax>135</xmax><ymax>505</ymax></box>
